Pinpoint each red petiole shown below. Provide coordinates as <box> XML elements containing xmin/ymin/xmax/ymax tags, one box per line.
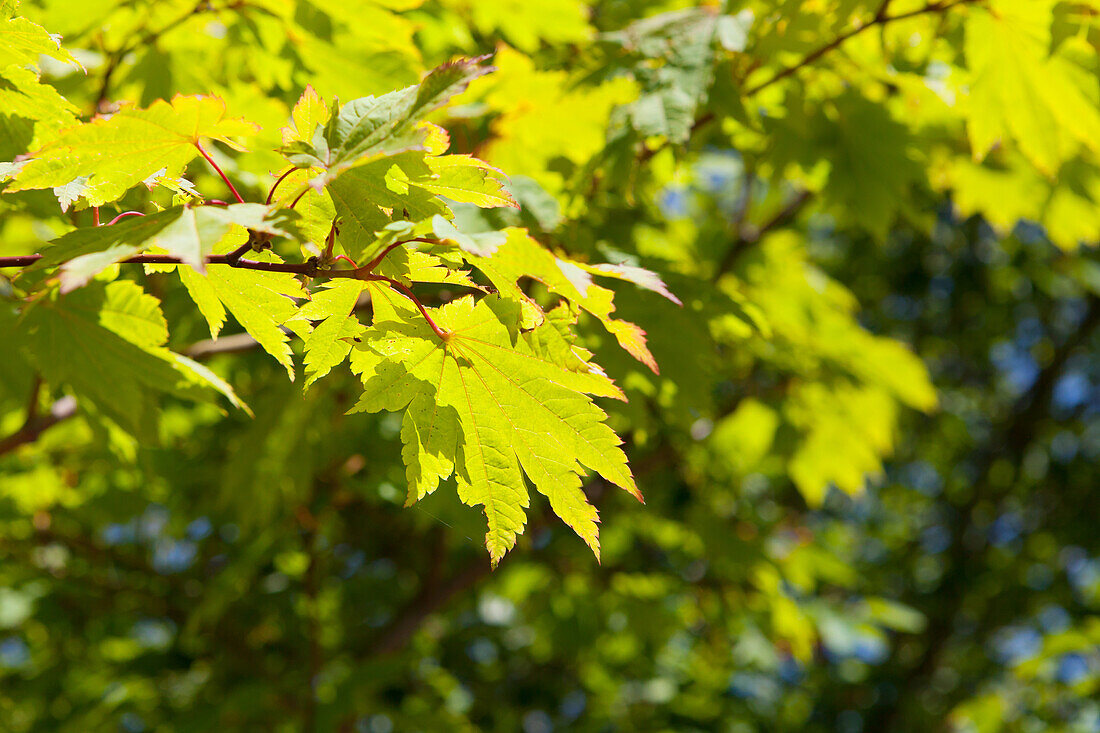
<box><xmin>266</xmin><ymin>168</ymin><xmax>295</xmax><ymax>205</ymax></box>
<box><xmin>105</xmin><ymin>211</ymin><xmax>146</xmax><ymax>226</ymax></box>
<box><xmin>195</xmin><ymin>141</ymin><xmax>245</xmax><ymax>204</ymax></box>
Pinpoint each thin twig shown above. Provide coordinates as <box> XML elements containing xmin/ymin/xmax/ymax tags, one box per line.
<box><xmin>289</xmin><ymin>188</ymin><xmax>309</xmax><ymax>209</ymax></box>
<box><xmin>184</xmin><ymin>292</ymin><xmax>373</xmax><ymax>359</ymax></box>
<box><xmin>185</xmin><ymin>331</ymin><xmax>271</xmax><ymax>359</ymax></box>
<box><xmin>870</xmin><ymin>292</ymin><xmax>1100</xmax><ymax>729</ymax></box>
<box><xmin>0</xmin><ymin>252</ymin><xmax>316</xmax><ymax>275</ymax></box>
<box><xmin>744</xmin><ymin>0</ymin><xmax>977</xmax><ymax>96</ymax></box>
<box><xmin>713</xmin><ymin>190</ymin><xmax>812</xmax><ymax>281</ymax></box>
<box><xmin>321</xmin><ymin>221</ymin><xmax>338</xmax><ymax>264</ymax></box>
<box><xmin>23</xmin><ymin>376</ymin><xmax>42</xmax><ymax>427</ymax></box>
<box><xmin>359</xmin><ymin>238</ymin><xmax>439</xmax><ymax>274</ymax></box>
<box><xmin>366</xmin><ymin>558</ymin><xmax>491</xmax><ymax>656</ymax></box>
<box><xmin>222</xmin><ymin>239</ymin><xmax>255</xmax><ymax>265</ymax></box>
<box><xmin>301</xmin><ymin>506</ymin><xmax>323</xmax><ymax>733</ymax></box>
<box><xmin>731</xmin><ymin>165</ymin><xmax>755</xmax><ymax>240</ymax></box>
<box><xmin>0</xmin><ymin>255</ymin><xmax>44</xmax><ymax>268</ymax></box>
<box><xmin>92</xmin><ymin>0</ymin><xmax>214</xmax><ymax>114</ymax></box>
<box><xmin>636</xmin><ymin>0</ymin><xmax>976</xmax><ymax>164</ymax></box>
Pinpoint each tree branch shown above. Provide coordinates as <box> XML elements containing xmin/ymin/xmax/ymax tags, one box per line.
<box><xmin>366</xmin><ymin>557</ymin><xmax>492</xmax><ymax>656</ymax></box>
<box><xmin>0</xmin><ymin>396</ymin><xmax>78</xmax><ymax>456</ymax></box>
<box><xmin>0</xmin><ymin>251</ymin><xmax>320</xmax><ymax>275</ymax></box>
<box><xmin>636</xmin><ymin>0</ymin><xmax>976</xmax><ymax>162</ymax></box>
<box><xmin>184</xmin><ymin>330</ymin><xmax>271</xmax><ymax>359</ymax></box>
<box><xmin>744</xmin><ymin>0</ymin><xmax>978</xmax><ymax>96</ymax></box>
<box><xmin>713</xmin><ymin>189</ymin><xmax>812</xmax><ymax>281</ymax></box>
<box><xmin>363</xmin><ymin>274</ymin><xmax>450</xmax><ymax>340</ymax></box>
<box><xmin>93</xmin><ymin>0</ymin><xmax>215</xmax><ymax>114</ymax></box>
<box><xmin>266</xmin><ymin>168</ymin><xmax>296</xmax><ymax>205</ymax></box>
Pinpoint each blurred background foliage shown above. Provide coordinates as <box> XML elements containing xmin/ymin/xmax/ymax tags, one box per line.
<box><xmin>3</xmin><ymin>0</ymin><xmax>1100</xmax><ymax>730</ymax></box>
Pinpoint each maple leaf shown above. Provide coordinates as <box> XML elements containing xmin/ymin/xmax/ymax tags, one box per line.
<box><xmin>178</xmin><ymin>230</ymin><xmax>307</xmax><ymax>378</ymax></box>
<box><xmin>282</xmin><ymin>57</ymin><xmax>493</xmax><ymax>181</ymax></box>
<box><xmin>441</xmin><ymin>226</ymin><xmax>678</xmax><ymax>372</ymax></box>
<box><xmin>349</xmin><ymin>287</ymin><xmax>638</xmax><ymax>566</ymax></box>
<box><xmin>966</xmin><ymin>0</ymin><xmax>1100</xmax><ymax>176</ymax></box>
<box><xmin>282</xmin><ymin>84</ymin><xmax>329</xmax><ymax>145</ymax></box>
<box><xmin>418</xmin><ymin>155</ymin><xmax>518</xmax><ymax>209</ymax></box>
<box><xmin>8</xmin><ymin>95</ymin><xmax>257</xmax><ymax>205</ymax></box>
<box><xmin>326</xmin><ymin>154</ymin><xmax>450</xmax><ymax>260</ymax></box>
<box><xmin>18</xmin><ymin>280</ymin><xmax>247</xmax><ymax>437</ymax></box>
<box><xmin>0</xmin><ymin>14</ymin><xmax>79</xmax><ymax>69</ymax></box>
<box><xmin>326</xmin><ymin>153</ymin><xmax>514</xmax><ymax>261</ymax></box>
<box><xmin>297</xmin><ymin>280</ymin><xmax>366</xmax><ymax>388</ymax></box>
<box><xmin>0</xmin><ymin>64</ymin><xmax>79</xmax><ymax>145</ymax></box>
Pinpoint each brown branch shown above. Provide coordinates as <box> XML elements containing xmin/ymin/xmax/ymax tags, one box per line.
<box><xmin>744</xmin><ymin>0</ymin><xmax>978</xmax><ymax>96</ymax></box>
<box><xmin>366</xmin><ymin>556</ymin><xmax>493</xmax><ymax>656</ymax></box>
<box><xmin>364</xmin><ymin>274</ymin><xmax>449</xmax><ymax>340</ymax></box>
<box><xmin>266</xmin><ymin>167</ymin><xmax>296</xmax><ymax>206</ymax></box>
<box><xmin>713</xmin><ymin>189</ymin><xmax>812</xmax><ymax>281</ymax></box>
<box><xmin>0</xmin><ymin>396</ymin><xmax>78</xmax><ymax>456</ymax></box>
<box><xmin>637</xmin><ymin>114</ymin><xmax>714</xmax><ymax>163</ymax></box>
<box><xmin>0</xmin><ymin>251</ymin><xmax>319</xmax><ymax>275</ymax></box>
<box><xmin>185</xmin><ymin>330</ymin><xmax>272</xmax><ymax>359</ymax></box>
<box><xmin>731</xmin><ymin>166</ymin><xmax>755</xmax><ymax>240</ymax></box>
<box><xmin>0</xmin><ymin>255</ymin><xmax>43</xmax><ymax>268</ymax></box>
<box><xmin>223</xmin><ymin>238</ymin><xmax>257</xmax><ymax>265</ymax></box>
<box><xmin>301</xmin><ymin>512</ymin><xmax>323</xmax><ymax>733</ymax></box>
<box><xmin>636</xmin><ymin>0</ymin><xmax>976</xmax><ymax>163</ymax></box>
<box><xmin>93</xmin><ymin>0</ymin><xmax>215</xmax><ymax>114</ymax></box>
<box><xmin>105</xmin><ymin>211</ymin><xmax>145</xmax><ymax>226</ymax></box>
<box><xmin>363</xmin><ymin>472</ymin><xmax>652</xmax><ymax>659</ymax></box>
<box><xmin>321</xmin><ymin>221</ymin><xmax>338</xmax><ymax>265</ymax></box>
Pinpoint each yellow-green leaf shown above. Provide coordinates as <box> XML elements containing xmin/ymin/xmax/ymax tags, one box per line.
<box><xmin>349</xmin><ymin>291</ymin><xmax>637</xmax><ymax>566</ymax></box>
<box><xmin>9</xmin><ymin>95</ymin><xmax>258</xmax><ymax>205</ymax></box>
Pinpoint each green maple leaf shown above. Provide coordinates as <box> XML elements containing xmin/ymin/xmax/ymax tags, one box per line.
<box><xmin>281</xmin><ymin>57</ymin><xmax>492</xmax><ymax>184</ymax></box>
<box><xmin>276</xmin><ymin>59</ymin><xmax>508</xmax><ymax>262</ymax></box>
<box><xmin>18</xmin><ymin>280</ymin><xmax>247</xmax><ymax>437</ymax></box>
<box><xmin>282</xmin><ymin>84</ymin><xmax>329</xmax><ymax>146</ymax></box>
<box><xmin>604</xmin><ymin>8</ymin><xmax>723</xmax><ymax>144</ymax></box>
<box><xmin>0</xmin><ymin>64</ymin><xmax>79</xmax><ymax>143</ymax></box>
<box><xmin>417</xmin><ymin>155</ymin><xmax>517</xmax><ymax>209</ymax></box>
<box><xmin>178</xmin><ymin>231</ymin><xmax>307</xmax><ymax>378</ymax></box>
<box><xmin>375</xmin><ymin>246</ymin><xmax>480</xmax><ymax>290</ymax></box>
<box><xmin>966</xmin><ymin>0</ymin><xmax>1100</xmax><ymax>176</ymax></box>
<box><xmin>7</xmin><ymin>95</ymin><xmax>257</xmax><ymax>205</ymax></box>
<box><xmin>326</xmin><ymin>56</ymin><xmax>493</xmax><ymax>170</ymax></box>
<box><xmin>465</xmin><ymin>0</ymin><xmax>591</xmax><ymax>52</ymax></box>
<box><xmin>0</xmin><ymin>13</ymin><xmax>79</xmax><ymax>69</ymax></box>
<box><xmin>349</xmin><ymin>287</ymin><xmax>638</xmax><ymax>566</ymax></box>
<box><xmin>327</xmin><ymin>154</ymin><xmax>449</xmax><ymax>260</ymax></box>
<box><xmin>326</xmin><ymin>153</ymin><xmax>514</xmax><ymax>262</ymax></box>
<box><xmin>297</xmin><ymin>280</ymin><xmax>366</xmax><ymax>388</ymax></box>
<box><xmin>443</xmin><ymin>226</ymin><xmax>679</xmax><ymax>372</ymax></box>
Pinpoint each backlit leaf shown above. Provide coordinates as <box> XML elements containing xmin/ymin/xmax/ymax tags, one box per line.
<box><xmin>8</xmin><ymin>95</ymin><xmax>258</xmax><ymax>205</ymax></box>
<box><xmin>350</xmin><ymin>291</ymin><xmax>637</xmax><ymax>565</ymax></box>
